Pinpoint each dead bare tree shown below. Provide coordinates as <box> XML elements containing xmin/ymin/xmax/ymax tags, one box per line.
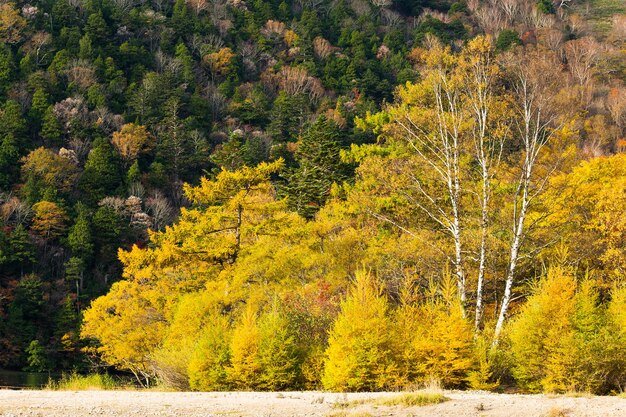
<box><xmin>474</xmin><ymin>3</ymin><xmax>505</xmax><ymax>35</ymax></box>
<box><xmin>564</xmin><ymin>37</ymin><xmax>602</xmax><ymax>87</ymax></box>
<box><xmin>146</xmin><ymin>192</ymin><xmax>175</xmax><ymax>231</ymax></box>
<box><xmin>1</xmin><ymin>196</ymin><xmax>33</xmax><ymax>226</ymax></box>
<box><xmin>610</xmin><ymin>15</ymin><xmax>626</xmax><ymax>43</ymax></box>
<box><xmin>607</xmin><ymin>86</ymin><xmax>626</xmax><ymax>132</ymax></box>
<box><xmin>186</xmin><ymin>0</ymin><xmax>208</xmax><ymax>15</ymax></box>
<box><xmin>498</xmin><ymin>0</ymin><xmax>520</xmax><ymax>24</ymax></box>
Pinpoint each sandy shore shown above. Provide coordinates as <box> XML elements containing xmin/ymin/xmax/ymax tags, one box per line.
<box><xmin>1</xmin><ymin>389</ymin><xmax>625</xmax><ymax>417</ymax></box>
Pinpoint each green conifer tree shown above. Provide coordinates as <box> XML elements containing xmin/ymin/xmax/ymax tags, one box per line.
<box><xmin>285</xmin><ymin>116</ymin><xmax>351</xmax><ymax>219</ymax></box>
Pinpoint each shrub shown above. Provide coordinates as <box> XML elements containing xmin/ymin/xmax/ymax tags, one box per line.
<box><xmin>48</xmin><ymin>372</ymin><xmax>119</xmax><ymax>390</ymax></box>
<box><xmin>227</xmin><ymin>300</ymin><xmax>300</xmax><ymax>390</ymax></box>
<box><xmin>228</xmin><ymin>305</ymin><xmax>262</xmax><ymax>389</ymax></box>
<box><xmin>375</xmin><ymin>391</ymin><xmax>448</xmax><ymax>407</ymax></box>
<box><xmin>256</xmin><ymin>300</ymin><xmax>299</xmax><ymax>390</ymax></box>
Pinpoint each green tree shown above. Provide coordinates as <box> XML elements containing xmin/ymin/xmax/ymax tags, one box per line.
<box><xmin>29</xmin><ymin>89</ymin><xmax>50</xmax><ymax>127</ymax></box>
<box><xmin>268</xmin><ymin>92</ymin><xmax>307</xmax><ymax>144</ymax></box>
<box><xmin>79</xmin><ymin>138</ymin><xmax>123</xmax><ymax>204</ymax></box>
<box><xmin>495</xmin><ymin>29</ymin><xmax>521</xmax><ymax>52</ymax></box>
<box><xmin>0</xmin><ymin>135</ymin><xmax>19</xmax><ymax>190</ymax></box>
<box><xmin>175</xmin><ymin>42</ymin><xmax>194</xmax><ymax>85</ymax></box>
<box><xmin>68</xmin><ymin>204</ymin><xmax>94</xmax><ymax>262</ymax></box>
<box><xmin>0</xmin><ymin>44</ymin><xmax>14</xmax><ymax>95</ymax></box>
<box><xmin>171</xmin><ymin>0</ymin><xmax>190</xmax><ymax>36</ymax></box>
<box><xmin>0</xmin><ymin>100</ymin><xmax>27</xmax><ymax>148</ymax></box>
<box><xmin>25</xmin><ymin>340</ymin><xmax>50</xmax><ymax>372</ymax></box>
<box><xmin>41</xmin><ymin>106</ymin><xmax>62</xmax><ymax>146</ymax></box>
<box><xmin>285</xmin><ymin>116</ymin><xmax>351</xmax><ymax>219</ymax></box>
<box><xmin>85</xmin><ymin>11</ymin><xmax>108</xmax><ymax>44</ymax></box>
<box><xmin>8</xmin><ymin>224</ymin><xmax>36</xmax><ymax>273</ymax></box>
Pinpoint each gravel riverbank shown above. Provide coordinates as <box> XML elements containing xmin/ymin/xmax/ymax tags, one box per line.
<box><xmin>1</xmin><ymin>389</ymin><xmax>625</xmax><ymax>417</ymax></box>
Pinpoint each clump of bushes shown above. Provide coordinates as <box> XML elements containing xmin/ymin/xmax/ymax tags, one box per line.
<box><xmin>46</xmin><ymin>372</ymin><xmax>120</xmax><ymax>390</ymax></box>
<box><xmin>508</xmin><ymin>267</ymin><xmax>626</xmax><ymax>394</ymax></box>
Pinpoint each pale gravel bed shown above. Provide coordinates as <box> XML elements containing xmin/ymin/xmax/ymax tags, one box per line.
<box><xmin>1</xmin><ymin>389</ymin><xmax>625</xmax><ymax>417</ymax></box>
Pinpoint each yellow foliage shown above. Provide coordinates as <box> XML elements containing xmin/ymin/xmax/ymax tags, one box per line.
<box><xmin>111</xmin><ymin>123</ymin><xmax>153</xmax><ymax>163</ymax></box>
<box><xmin>188</xmin><ymin>313</ymin><xmax>232</xmax><ymax>391</ymax></box>
<box><xmin>395</xmin><ymin>275</ymin><xmax>473</xmax><ymax>388</ymax></box>
<box><xmin>0</xmin><ymin>3</ymin><xmax>26</xmax><ymax>44</ymax></box>
<box><xmin>322</xmin><ymin>271</ymin><xmax>399</xmax><ymax>392</ymax></box>
<box><xmin>228</xmin><ymin>304</ymin><xmax>262</xmax><ymax>388</ymax></box>
<box><xmin>81</xmin><ymin>279</ymin><xmax>166</xmax><ymax>385</ymax></box>
<box><xmin>508</xmin><ymin>268</ymin><xmax>613</xmax><ymax>393</ymax></box>
<box><xmin>21</xmin><ymin>147</ymin><xmax>79</xmax><ymax>193</ymax></box>
<box><xmin>283</xmin><ymin>30</ymin><xmax>299</xmax><ymax>47</ymax></box>
<box><xmin>256</xmin><ymin>300</ymin><xmax>299</xmax><ymax>390</ymax></box>
<box><xmin>152</xmin><ymin>291</ymin><xmax>226</xmax><ymax>389</ymax></box>
<box><xmin>509</xmin><ymin>268</ymin><xmax>577</xmax><ymax>392</ymax></box>
<box><xmin>202</xmin><ymin>47</ymin><xmax>235</xmax><ymax>77</ymax></box>
<box><xmin>542</xmin><ymin>154</ymin><xmax>626</xmax><ymax>282</ymax></box>
<box><xmin>82</xmin><ymin>162</ymin><xmax>291</xmax><ymax>385</ymax></box>
<box><xmin>31</xmin><ymin>201</ymin><xmax>68</xmax><ymax>240</ymax></box>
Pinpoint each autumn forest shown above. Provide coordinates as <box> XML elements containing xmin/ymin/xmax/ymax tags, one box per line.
<box><xmin>0</xmin><ymin>0</ymin><xmax>625</xmax><ymax>394</ymax></box>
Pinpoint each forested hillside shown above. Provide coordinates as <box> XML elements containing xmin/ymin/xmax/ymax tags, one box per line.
<box><xmin>0</xmin><ymin>0</ymin><xmax>625</xmax><ymax>392</ymax></box>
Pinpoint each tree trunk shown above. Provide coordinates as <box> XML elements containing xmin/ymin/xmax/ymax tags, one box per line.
<box><xmin>474</xmin><ymin>162</ymin><xmax>490</xmax><ymax>332</ymax></box>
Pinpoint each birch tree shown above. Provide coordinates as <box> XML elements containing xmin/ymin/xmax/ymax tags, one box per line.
<box><xmin>493</xmin><ymin>47</ymin><xmax>567</xmax><ymax>343</ymax></box>
<box><xmin>387</xmin><ymin>42</ymin><xmax>469</xmax><ymax>312</ymax></box>
<box><xmin>355</xmin><ymin>37</ymin><xmax>514</xmax><ymax>321</ymax></box>
<box><xmin>459</xmin><ymin>37</ymin><xmax>507</xmax><ymax>331</ymax></box>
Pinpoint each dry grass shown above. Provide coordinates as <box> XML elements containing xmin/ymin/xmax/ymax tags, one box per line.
<box><xmin>374</xmin><ymin>391</ymin><xmax>448</xmax><ymax>407</ymax></box>
<box><xmin>543</xmin><ymin>407</ymin><xmax>570</xmax><ymax>417</ymax></box>
<box><xmin>564</xmin><ymin>391</ymin><xmax>593</xmax><ymax>398</ymax></box>
<box><xmin>45</xmin><ymin>372</ymin><xmax>121</xmax><ymax>391</ymax></box>
<box><xmin>331</xmin><ymin>397</ymin><xmax>368</xmax><ymax>409</ymax></box>
<box><xmin>332</xmin><ymin>388</ymin><xmax>448</xmax><ymax>410</ymax></box>
<box><xmin>326</xmin><ymin>412</ymin><xmax>373</xmax><ymax>417</ymax></box>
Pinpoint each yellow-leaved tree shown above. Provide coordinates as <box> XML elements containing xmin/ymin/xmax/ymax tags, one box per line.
<box><xmin>227</xmin><ymin>300</ymin><xmax>299</xmax><ymax>390</ymax></box>
<box><xmin>508</xmin><ymin>267</ymin><xmax>613</xmax><ymax>393</ymax></box>
<box><xmin>82</xmin><ymin>160</ymin><xmax>288</xmax><ymax>387</ymax></box>
<box><xmin>322</xmin><ymin>270</ymin><xmax>399</xmax><ymax>391</ymax></box>
<box><xmin>151</xmin><ymin>290</ymin><xmax>229</xmax><ymax>390</ymax></box>
<box><xmin>187</xmin><ymin>311</ymin><xmax>232</xmax><ymax>391</ymax></box>
<box><xmin>604</xmin><ymin>284</ymin><xmax>626</xmax><ymax>391</ymax></box>
<box><xmin>395</xmin><ymin>273</ymin><xmax>474</xmax><ymax>388</ymax></box>
<box><xmin>228</xmin><ymin>304</ymin><xmax>262</xmax><ymax>389</ymax></box>
<box><xmin>256</xmin><ymin>300</ymin><xmax>299</xmax><ymax>390</ymax></box>
<box><xmin>542</xmin><ymin>154</ymin><xmax>626</xmax><ymax>283</ymax></box>
<box><xmin>508</xmin><ymin>268</ymin><xmax>577</xmax><ymax>393</ymax></box>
